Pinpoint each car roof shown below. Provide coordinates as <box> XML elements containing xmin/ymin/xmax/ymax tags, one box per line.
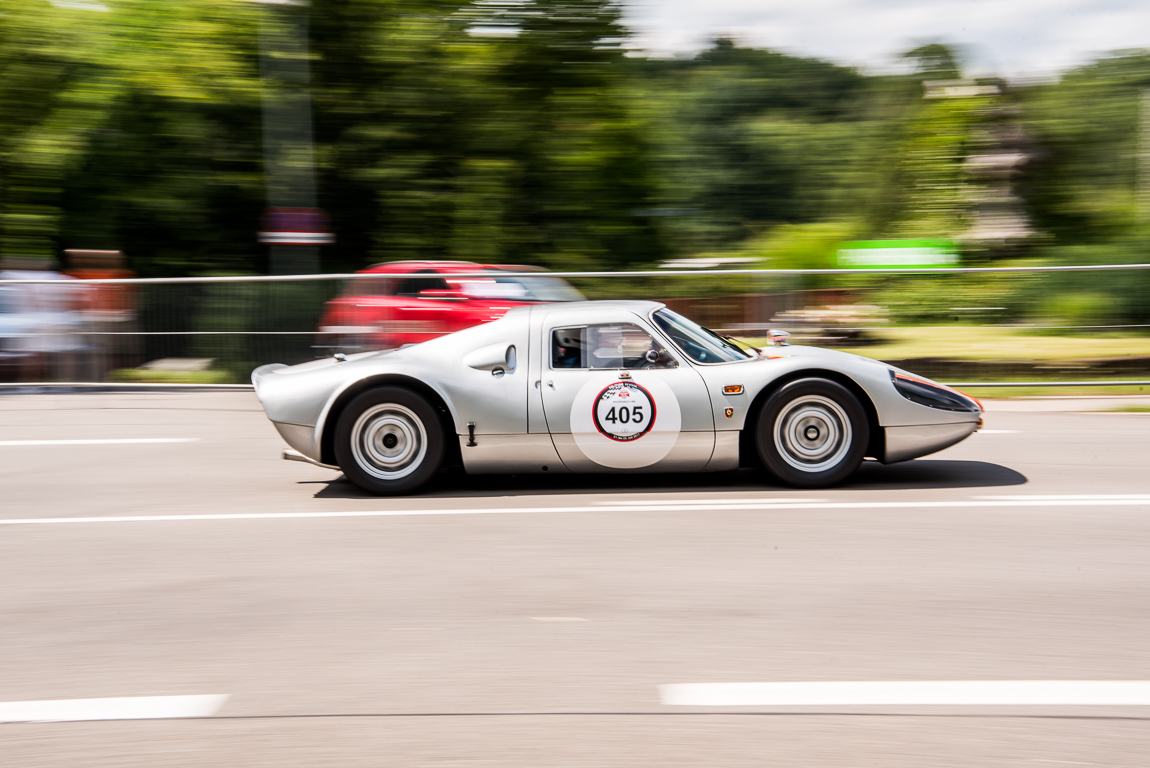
<box><xmin>535</xmin><ymin>299</ymin><xmax>666</xmax><ymax>314</ymax></box>
<box><xmin>358</xmin><ymin>261</ymin><xmax>487</xmax><ymax>275</ymax></box>
<box><xmin>358</xmin><ymin>261</ymin><xmax>568</xmax><ymax>276</ymax></box>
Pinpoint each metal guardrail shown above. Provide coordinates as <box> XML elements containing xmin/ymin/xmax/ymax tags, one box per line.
<box><xmin>1</xmin><ymin>263</ymin><xmax>1149</xmax><ymax>387</ymax></box>
<box><xmin>0</xmin><ymin>382</ymin><xmax>257</xmax><ymax>390</ymax></box>
<box><xmin>3</xmin><ymin>263</ymin><xmax>1150</xmax><ymax>285</ymax></box>
<box><xmin>2</xmin><ymin>381</ymin><xmax>1149</xmax><ymax>392</ymax></box>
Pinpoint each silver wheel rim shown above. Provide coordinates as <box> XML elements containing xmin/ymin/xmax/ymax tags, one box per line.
<box><xmin>350</xmin><ymin>403</ymin><xmax>428</xmax><ymax>480</ymax></box>
<box><xmin>773</xmin><ymin>395</ymin><xmax>852</xmax><ymax>473</ymax></box>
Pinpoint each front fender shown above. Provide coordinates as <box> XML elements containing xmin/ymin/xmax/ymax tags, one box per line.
<box><xmin>721</xmin><ymin>347</ymin><xmax>980</xmax><ymax>429</ymax></box>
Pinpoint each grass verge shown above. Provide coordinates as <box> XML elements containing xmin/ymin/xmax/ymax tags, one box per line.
<box><xmin>954</xmin><ymin>385</ymin><xmax>1150</xmax><ymax>398</ymax></box>
<box><xmin>831</xmin><ymin>326</ymin><xmax>1150</xmax><ymax>361</ymax></box>
<box><xmin>108</xmin><ymin>368</ymin><xmax>237</xmax><ymax>385</ymax></box>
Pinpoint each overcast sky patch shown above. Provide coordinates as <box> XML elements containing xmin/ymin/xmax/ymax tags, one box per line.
<box><xmin>623</xmin><ymin>0</ymin><xmax>1150</xmax><ymax>77</ymax></box>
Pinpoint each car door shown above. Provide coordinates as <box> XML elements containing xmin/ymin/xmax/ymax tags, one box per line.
<box><xmin>537</xmin><ymin>309</ymin><xmax>715</xmax><ymax>472</ymax></box>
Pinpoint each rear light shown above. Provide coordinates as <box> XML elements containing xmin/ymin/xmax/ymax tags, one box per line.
<box><xmin>890</xmin><ymin>370</ymin><xmax>981</xmax><ymax>413</ymax></box>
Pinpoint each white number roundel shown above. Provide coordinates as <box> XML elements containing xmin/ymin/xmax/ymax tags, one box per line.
<box><xmin>593</xmin><ymin>382</ymin><xmax>656</xmax><ymax>441</ymax></box>
<box><xmin>570</xmin><ymin>374</ymin><xmax>682</xmax><ymax>468</ymax></box>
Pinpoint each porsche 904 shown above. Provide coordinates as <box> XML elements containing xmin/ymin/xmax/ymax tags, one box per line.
<box><xmin>252</xmin><ymin>301</ymin><xmax>982</xmax><ymax>494</ymax></box>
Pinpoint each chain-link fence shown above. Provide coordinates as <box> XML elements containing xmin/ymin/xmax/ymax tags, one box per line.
<box><xmin>2</xmin><ymin>264</ymin><xmax>1149</xmax><ymax>388</ymax></box>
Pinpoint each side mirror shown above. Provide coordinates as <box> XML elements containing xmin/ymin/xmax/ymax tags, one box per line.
<box><xmin>767</xmin><ymin>329</ymin><xmax>791</xmax><ymax>346</ymax></box>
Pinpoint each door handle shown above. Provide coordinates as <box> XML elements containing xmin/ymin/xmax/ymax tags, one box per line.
<box><xmin>547</xmin><ymin>380</ymin><xmax>555</xmax><ymax>389</ymax></box>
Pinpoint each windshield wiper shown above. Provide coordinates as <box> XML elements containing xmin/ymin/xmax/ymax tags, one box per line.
<box><xmin>722</xmin><ymin>334</ymin><xmax>759</xmax><ymax>356</ymax></box>
<box><xmin>703</xmin><ymin>326</ymin><xmax>757</xmax><ymax>356</ymax></box>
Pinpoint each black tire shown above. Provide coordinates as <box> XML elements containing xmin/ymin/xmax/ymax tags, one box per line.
<box><xmin>755</xmin><ymin>378</ymin><xmax>869</xmax><ymax>488</ymax></box>
<box><xmin>334</xmin><ymin>386</ymin><xmax>446</xmax><ymax>495</ymax></box>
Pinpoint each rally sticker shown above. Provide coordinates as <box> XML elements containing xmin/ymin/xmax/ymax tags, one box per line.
<box><xmin>593</xmin><ymin>382</ymin><xmax>656</xmax><ymax>441</ymax></box>
<box><xmin>569</xmin><ymin>373</ymin><xmax>682</xmax><ymax>469</ymax></box>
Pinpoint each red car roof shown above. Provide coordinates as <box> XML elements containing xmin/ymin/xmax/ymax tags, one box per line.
<box><xmin>358</xmin><ymin>261</ymin><xmax>486</xmax><ymax>275</ymax></box>
<box><xmin>357</xmin><ymin>260</ymin><xmax>549</xmax><ymax>275</ymax></box>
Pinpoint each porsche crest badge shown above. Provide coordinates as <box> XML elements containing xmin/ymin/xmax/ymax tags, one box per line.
<box><xmin>724</xmin><ymin>408</ymin><xmax>734</xmax><ymax>419</ymax></box>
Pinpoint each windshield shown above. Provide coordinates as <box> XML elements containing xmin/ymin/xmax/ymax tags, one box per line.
<box><xmin>500</xmin><ymin>275</ymin><xmax>584</xmax><ymax>301</ymax></box>
<box><xmin>457</xmin><ymin>274</ymin><xmax>584</xmax><ymax>302</ymax></box>
<box><xmin>652</xmin><ymin>308</ymin><xmax>752</xmax><ymax>364</ymax></box>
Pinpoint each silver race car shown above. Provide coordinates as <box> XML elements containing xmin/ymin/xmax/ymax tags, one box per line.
<box><xmin>252</xmin><ymin>300</ymin><xmax>982</xmax><ymax>494</ymax></box>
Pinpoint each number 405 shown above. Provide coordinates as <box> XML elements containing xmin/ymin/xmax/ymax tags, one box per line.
<box><xmin>603</xmin><ymin>405</ymin><xmax>644</xmax><ymax>424</ymax></box>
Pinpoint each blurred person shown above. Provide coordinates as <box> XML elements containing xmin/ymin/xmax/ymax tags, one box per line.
<box><xmin>0</xmin><ymin>258</ymin><xmax>86</xmax><ymax>382</ymax></box>
<box><xmin>63</xmin><ymin>250</ymin><xmax>139</xmax><ymax>378</ymax></box>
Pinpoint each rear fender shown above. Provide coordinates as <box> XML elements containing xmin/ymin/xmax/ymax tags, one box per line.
<box><xmin>316</xmin><ymin>373</ymin><xmax>461</xmax><ymax>468</ymax></box>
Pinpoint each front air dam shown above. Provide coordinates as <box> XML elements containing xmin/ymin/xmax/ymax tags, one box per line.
<box><xmin>882</xmin><ymin>421</ymin><xmax>979</xmax><ymax>464</ymax></box>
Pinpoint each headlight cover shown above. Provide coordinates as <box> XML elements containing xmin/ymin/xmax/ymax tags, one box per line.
<box><xmin>889</xmin><ymin>370</ymin><xmax>981</xmax><ymax>412</ymax></box>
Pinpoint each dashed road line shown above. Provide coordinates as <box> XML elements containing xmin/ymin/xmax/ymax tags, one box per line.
<box><xmin>2</xmin><ymin>496</ymin><xmax>1148</xmax><ymax>526</ymax></box>
<box><xmin>599</xmin><ymin>498</ymin><xmax>826</xmax><ymax>506</ymax></box>
<box><xmin>0</xmin><ymin>438</ymin><xmax>198</xmax><ymax>446</ymax></box>
<box><xmin>0</xmin><ymin>694</ymin><xmax>229</xmax><ymax>723</ymax></box>
<box><xmin>659</xmin><ymin>681</ymin><xmax>1150</xmax><ymax>707</ymax></box>
<box><xmin>976</xmin><ymin>494</ymin><xmax>1150</xmax><ymax>501</ymax></box>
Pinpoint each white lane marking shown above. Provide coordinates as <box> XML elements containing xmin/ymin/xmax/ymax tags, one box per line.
<box><xmin>976</xmin><ymin>430</ymin><xmax>1018</xmax><ymax>434</ymax></box>
<box><xmin>0</xmin><ymin>438</ymin><xmax>198</xmax><ymax>447</ymax></box>
<box><xmin>659</xmin><ymin>681</ymin><xmax>1150</xmax><ymax>707</ymax></box>
<box><xmin>0</xmin><ymin>694</ymin><xmax>229</xmax><ymax>723</ymax></box>
<box><xmin>598</xmin><ymin>499</ymin><xmax>826</xmax><ymax>506</ymax></box>
<box><xmin>4</xmin><ymin>497</ymin><xmax>1150</xmax><ymax>526</ymax></box>
<box><xmin>976</xmin><ymin>495</ymin><xmax>1150</xmax><ymax>501</ymax></box>
<box><xmin>530</xmin><ymin>617</ymin><xmax>589</xmax><ymax>622</ymax></box>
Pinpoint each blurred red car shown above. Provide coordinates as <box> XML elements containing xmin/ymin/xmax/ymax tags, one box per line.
<box><xmin>317</xmin><ymin>261</ymin><xmax>584</xmax><ymax>352</ymax></box>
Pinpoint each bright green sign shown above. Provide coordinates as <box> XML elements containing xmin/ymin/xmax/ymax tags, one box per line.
<box><xmin>836</xmin><ymin>239</ymin><xmax>959</xmax><ymax>269</ymax></box>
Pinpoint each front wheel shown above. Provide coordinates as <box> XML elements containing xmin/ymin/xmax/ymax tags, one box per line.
<box><xmin>334</xmin><ymin>387</ymin><xmax>445</xmax><ymax>495</ymax></box>
<box><xmin>755</xmin><ymin>378</ymin><xmax>869</xmax><ymax>488</ymax></box>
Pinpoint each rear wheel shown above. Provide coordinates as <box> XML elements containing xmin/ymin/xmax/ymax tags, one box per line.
<box><xmin>334</xmin><ymin>387</ymin><xmax>445</xmax><ymax>495</ymax></box>
<box><xmin>755</xmin><ymin>378</ymin><xmax>868</xmax><ymax>488</ymax></box>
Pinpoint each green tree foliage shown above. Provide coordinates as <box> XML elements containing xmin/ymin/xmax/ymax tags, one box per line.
<box><xmin>3</xmin><ymin>4</ymin><xmax>1150</xmax><ymax>277</ymax></box>
<box><xmin>0</xmin><ymin>0</ymin><xmax>112</xmax><ymax>263</ymax></box>
<box><xmin>1022</xmin><ymin>51</ymin><xmax>1150</xmax><ymax>244</ymax></box>
<box><xmin>60</xmin><ymin>1</ymin><xmax>264</xmax><ymax>275</ymax></box>
<box><xmin>310</xmin><ymin>0</ymin><xmax>661</xmax><ymax>271</ymax></box>
<box><xmin>637</xmin><ymin>39</ymin><xmax>871</xmax><ymax>252</ymax></box>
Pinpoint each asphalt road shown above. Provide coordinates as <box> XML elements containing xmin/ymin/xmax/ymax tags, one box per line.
<box><xmin>2</xmin><ymin>392</ymin><xmax>1149</xmax><ymax>766</ymax></box>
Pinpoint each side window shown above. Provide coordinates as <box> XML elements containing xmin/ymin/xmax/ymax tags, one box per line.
<box><xmin>551</xmin><ymin>323</ymin><xmax>677</xmax><ymax>370</ymax></box>
<box><xmin>552</xmin><ymin>326</ymin><xmax>588</xmax><ymax>368</ymax></box>
<box><xmin>396</xmin><ymin>271</ymin><xmax>449</xmax><ymax>296</ymax></box>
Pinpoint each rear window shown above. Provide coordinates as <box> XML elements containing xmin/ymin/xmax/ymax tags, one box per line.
<box><xmin>395</xmin><ymin>274</ymin><xmax>449</xmax><ymax>296</ymax></box>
